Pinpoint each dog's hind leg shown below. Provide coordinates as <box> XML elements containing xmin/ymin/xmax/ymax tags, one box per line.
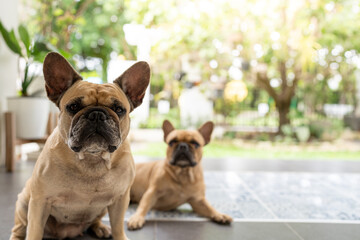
<box><xmin>10</xmin><ymin>212</ymin><xmax>27</xmax><ymax>240</ymax></box>
<box><xmin>90</xmin><ymin>211</ymin><xmax>112</xmax><ymax>238</ymax></box>
<box><xmin>10</xmin><ymin>193</ymin><xmax>29</xmax><ymax>240</ymax></box>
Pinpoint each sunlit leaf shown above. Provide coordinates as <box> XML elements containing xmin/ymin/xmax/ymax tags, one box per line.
<box><xmin>0</xmin><ymin>21</ymin><xmax>23</xmax><ymax>56</ymax></box>
<box><xmin>18</xmin><ymin>24</ymin><xmax>31</xmax><ymax>55</ymax></box>
<box><xmin>53</xmin><ymin>8</ymin><xmax>64</xmax><ymax>16</ymax></box>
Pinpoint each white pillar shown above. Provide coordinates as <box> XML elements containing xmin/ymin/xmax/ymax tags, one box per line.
<box><xmin>123</xmin><ymin>24</ymin><xmax>152</xmax><ymax>127</ymax></box>
<box><xmin>131</xmin><ymin>40</ymin><xmax>151</xmax><ymax>127</ymax></box>
<box><xmin>0</xmin><ymin>0</ymin><xmax>19</xmax><ymax>166</ymax></box>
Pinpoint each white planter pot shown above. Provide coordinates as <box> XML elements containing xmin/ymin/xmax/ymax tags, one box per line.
<box><xmin>7</xmin><ymin>97</ymin><xmax>50</xmax><ymax>139</ymax></box>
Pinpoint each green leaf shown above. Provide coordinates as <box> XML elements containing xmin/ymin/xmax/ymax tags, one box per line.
<box><xmin>23</xmin><ymin>75</ymin><xmax>34</xmax><ymax>94</ymax></box>
<box><xmin>18</xmin><ymin>24</ymin><xmax>31</xmax><ymax>55</ymax></box>
<box><xmin>21</xmin><ymin>63</ymin><xmax>35</xmax><ymax>96</ymax></box>
<box><xmin>58</xmin><ymin>49</ymin><xmax>71</xmax><ymax>59</ymax></box>
<box><xmin>53</xmin><ymin>8</ymin><xmax>64</xmax><ymax>17</ymax></box>
<box><xmin>9</xmin><ymin>29</ymin><xmax>23</xmax><ymax>57</ymax></box>
<box><xmin>32</xmin><ymin>41</ymin><xmax>48</xmax><ymax>55</ymax></box>
<box><xmin>0</xmin><ymin>21</ymin><xmax>23</xmax><ymax>56</ymax></box>
<box><xmin>23</xmin><ymin>63</ymin><xmax>29</xmax><ymax>88</ymax></box>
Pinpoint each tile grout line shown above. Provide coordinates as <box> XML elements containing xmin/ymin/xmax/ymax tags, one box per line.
<box><xmin>236</xmin><ymin>174</ymin><xmax>279</xmax><ymax>219</ymax></box>
<box><xmin>284</xmin><ymin>222</ymin><xmax>306</xmax><ymax>240</ymax></box>
<box><xmin>154</xmin><ymin>221</ymin><xmax>157</xmax><ymax>240</ymax></box>
<box><xmin>237</xmin><ymin>174</ymin><xmax>305</xmax><ymax>240</ymax></box>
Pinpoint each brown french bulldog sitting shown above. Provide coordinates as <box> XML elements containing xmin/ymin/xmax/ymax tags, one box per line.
<box><xmin>10</xmin><ymin>52</ymin><xmax>150</xmax><ymax>240</ymax></box>
<box><xmin>127</xmin><ymin>120</ymin><xmax>232</xmax><ymax>230</ymax></box>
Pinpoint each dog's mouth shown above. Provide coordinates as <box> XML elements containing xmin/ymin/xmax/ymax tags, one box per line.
<box><xmin>68</xmin><ymin>109</ymin><xmax>121</xmax><ymax>157</ymax></box>
<box><xmin>70</xmin><ymin>132</ymin><xmax>119</xmax><ymax>154</ymax></box>
<box><xmin>170</xmin><ymin>152</ymin><xmax>197</xmax><ymax>168</ymax></box>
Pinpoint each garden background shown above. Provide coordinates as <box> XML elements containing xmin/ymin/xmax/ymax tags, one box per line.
<box><xmin>1</xmin><ymin>0</ymin><xmax>360</xmax><ymax>163</ymax></box>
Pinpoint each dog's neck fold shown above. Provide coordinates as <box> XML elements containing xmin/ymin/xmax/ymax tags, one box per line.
<box><xmin>165</xmin><ymin>163</ymin><xmax>200</xmax><ymax>184</ymax></box>
<box><xmin>77</xmin><ymin>151</ymin><xmax>112</xmax><ymax>170</ymax></box>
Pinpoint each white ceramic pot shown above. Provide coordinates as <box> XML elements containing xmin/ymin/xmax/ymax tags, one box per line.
<box><xmin>7</xmin><ymin>97</ymin><xmax>50</xmax><ymax>139</ymax></box>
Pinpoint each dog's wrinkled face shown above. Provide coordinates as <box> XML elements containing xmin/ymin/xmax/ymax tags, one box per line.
<box><xmin>59</xmin><ymin>82</ymin><xmax>129</xmax><ymax>155</ymax></box>
<box><xmin>43</xmin><ymin>52</ymin><xmax>150</xmax><ymax>157</ymax></box>
<box><xmin>162</xmin><ymin>120</ymin><xmax>214</xmax><ymax>168</ymax></box>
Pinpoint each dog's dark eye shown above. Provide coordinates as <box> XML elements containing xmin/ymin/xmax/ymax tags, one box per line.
<box><xmin>66</xmin><ymin>97</ymin><xmax>83</xmax><ymax>114</ymax></box>
<box><xmin>70</xmin><ymin>104</ymin><xmax>78</xmax><ymax>111</ymax></box>
<box><xmin>67</xmin><ymin>103</ymin><xmax>80</xmax><ymax>113</ymax></box>
<box><xmin>113</xmin><ymin>106</ymin><xmax>125</xmax><ymax>115</ymax></box>
<box><xmin>169</xmin><ymin>139</ymin><xmax>178</xmax><ymax>147</ymax></box>
<box><xmin>190</xmin><ymin>140</ymin><xmax>200</xmax><ymax>148</ymax></box>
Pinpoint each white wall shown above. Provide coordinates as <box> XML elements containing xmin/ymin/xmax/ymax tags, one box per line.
<box><xmin>0</xmin><ymin>0</ymin><xmax>19</xmax><ymax>166</ymax></box>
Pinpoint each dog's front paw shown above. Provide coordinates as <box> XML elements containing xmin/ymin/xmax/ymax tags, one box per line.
<box><xmin>127</xmin><ymin>215</ymin><xmax>145</xmax><ymax>230</ymax></box>
<box><xmin>91</xmin><ymin>222</ymin><xmax>112</xmax><ymax>238</ymax></box>
<box><xmin>9</xmin><ymin>234</ymin><xmax>25</xmax><ymax>240</ymax></box>
<box><xmin>211</xmin><ymin>213</ymin><xmax>233</xmax><ymax>224</ymax></box>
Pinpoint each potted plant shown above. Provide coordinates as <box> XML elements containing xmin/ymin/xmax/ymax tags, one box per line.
<box><xmin>0</xmin><ymin>21</ymin><xmax>53</xmax><ymax>139</ymax></box>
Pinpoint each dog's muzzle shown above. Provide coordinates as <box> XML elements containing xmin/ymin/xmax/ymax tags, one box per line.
<box><xmin>68</xmin><ymin>107</ymin><xmax>121</xmax><ymax>154</ymax></box>
<box><xmin>170</xmin><ymin>143</ymin><xmax>197</xmax><ymax>168</ymax></box>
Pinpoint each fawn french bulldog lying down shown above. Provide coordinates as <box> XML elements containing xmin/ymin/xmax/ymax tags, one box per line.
<box><xmin>127</xmin><ymin>120</ymin><xmax>232</xmax><ymax>230</ymax></box>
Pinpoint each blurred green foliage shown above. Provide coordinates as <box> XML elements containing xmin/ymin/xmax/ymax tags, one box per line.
<box><xmin>125</xmin><ymin>0</ymin><xmax>360</xmax><ymax>131</ymax></box>
<box><xmin>17</xmin><ymin>0</ymin><xmax>360</xmax><ymax>135</ymax></box>
<box><xmin>133</xmin><ymin>140</ymin><xmax>360</xmax><ymax>160</ymax></box>
<box><xmin>24</xmin><ymin>0</ymin><xmax>136</xmax><ymax>82</ymax></box>
<box><xmin>0</xmin><ymin>20</ymin><xmax>54</xmax><ymax>96</ymax></box>
<box><xmin>139</xmin><ymin>108</ymin><xmax>180</xmax><ymax>129</ymax></box>
<box><xmin>309</xmin><ymin>119</ymin><xmax>344</xmax><ymax>141</ymax></box>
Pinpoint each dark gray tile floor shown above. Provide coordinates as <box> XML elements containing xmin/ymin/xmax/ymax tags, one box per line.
<box><xmin>288</xmin><ymin>222</ymin><xmax>360</xmax><ymax>240</ymax></box>
<box><xmin>2</xmin><ymin>160</ymin><xmax>360</xmax><ymax>240</ymax></box>
<box><xmin>4</xmin><ymin>220</ymin><xmax>360</xmax><ymax>240</ymax></box>
<box><xmin>67</xmin><ymin>221</ymin><xmax>300</xmax><ymax>240</ymax></box>
<box><xmin>154</xmin><ymin>221</ymin><xmax>300</xmax><ymax>240</ymax></box>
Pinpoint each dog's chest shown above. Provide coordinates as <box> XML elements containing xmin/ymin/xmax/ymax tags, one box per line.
<box><xmin>154</xmin><ymin>184</ymin><xmax>198</xmax><ymax>211</ymax></box>
<box><xmin>49</xmin><ymin>186</ymin><xmax>114</xmax><ymax>223</ymax></box>
<box><xmin>52</xmin><ymin>184</ymin><xmax>115</xmax><ymax>206</ymax></box>
<box><xmin>47</xmin><ymin>174</ymin><xmax>122</xmax><ymax>224</ymax></box>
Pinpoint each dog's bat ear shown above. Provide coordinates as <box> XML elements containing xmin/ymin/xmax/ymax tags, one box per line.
<box><xmin>162</xmin><ymin>120</ymin><xmax>175</xmax><ymax>142</ymax></box>
<box><xmin>198</xmin><ymin>121</ymin><xmax>214</xmax><ymax>145</ymax></box>
<box><xmin>43</xmin><ymin>52</ymin><xmax>82</xmax><ymax>106</ymax></box>
<box><xmin>114</xmin><ymin>61</ymin><xmax>150</xmax><ymax>111</ymax></box>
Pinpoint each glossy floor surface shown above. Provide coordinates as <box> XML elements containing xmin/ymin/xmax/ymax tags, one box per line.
<box><xmin>1</xmin><ymin>159</ymin><xmax>360</xmax><ymax>240</ymax></box>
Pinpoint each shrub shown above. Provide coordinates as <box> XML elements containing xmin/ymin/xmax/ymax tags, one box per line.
<box><xmin>309</xmin><ymin>119</ymin><xmax>344</xmax><ymax>141</ymax></box>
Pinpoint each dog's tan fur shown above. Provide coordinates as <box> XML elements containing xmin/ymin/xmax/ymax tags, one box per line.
<box><xmin>10</xmin><ymin>52</ymin><xmax>150</xmax><ymax>240</ymax></box>
<box><xmin>127</xmin><ymin>120</ymin><xmax>232</xmax><ymax>230</ymax></box>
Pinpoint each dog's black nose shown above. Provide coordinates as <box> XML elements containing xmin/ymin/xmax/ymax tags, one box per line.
<box><xmin>178</xmin><ymin>142</ymin><xmax>189</xmax><ymax>151</ymax></box>
<box><xmin>71</xmin><ymin>146</ymin><xmax>82</xmax><ymax>152</ymax></box>
<box><xmin>87</xmin><ymin>110</ymin><xmax>107</xmax><ymax>122</ymax></box>
<box><xmin>108</xmin><ymin>145</ymin><xmax>117</xmax><ymax>153</ymax></box>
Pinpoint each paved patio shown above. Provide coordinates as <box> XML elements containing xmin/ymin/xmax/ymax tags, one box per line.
<box><xmin>1</xmin><ymin>159</ymin><xmax>360</xmax><ymax>240</ymax></box>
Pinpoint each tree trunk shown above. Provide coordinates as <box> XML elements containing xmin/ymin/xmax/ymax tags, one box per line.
<box><xmin>255</xmin><ymin>62</ymin><xmax>300</xmax><ymax>135</ymax></box>
<box><xmin>277</xmin><ymin>102</ymin><xmax>290</xmax><ymax>133</ymax></box>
